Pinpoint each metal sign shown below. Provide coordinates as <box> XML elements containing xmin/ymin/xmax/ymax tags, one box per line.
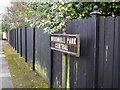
<box><xmin>50</xmin><ymin>34</ymin><xmax>80</xmax><ymax>57</ymax></box>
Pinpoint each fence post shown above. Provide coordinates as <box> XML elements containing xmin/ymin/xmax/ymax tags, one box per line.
<box><xmin>17</xmin><ymin>28</ymin><xmax>19</xmax><ymax>53</ymax></box>
<box><xmin>50</xmin><ymin>49</ymin><xmax>53</xmax><ymax>88</ymax></box>
<box><xmin>8</xmin><ymin>31</ymin><xmax>10</xmax><ymax>44</ymax></box>
<box><xmin>20</xmin><ymin>28</ymin><xmax>22</xmax><ymax>56</ymax></box>
<box><xmin>90</xmin><ymin>5</ymin><xmax>101</xmax><ymax>88</ymax></box>
<box><xmin>25</xmin><ymin>27</ymin><xmax>27</xmax><ymax>62</ymax></box>
<box><xmin>15</xmin><ymin>30</ymin><xmax>16</xmax><ymax>50</ymax></box>
<box><xmin>16</xmin><ymin>29</ymin><xmax>17</xmax><ymax>51</ymax></box>
<box><xmin>33</xmin><ymin>27</ymin><xmax>35</xmax><ymax>70</ymax></box>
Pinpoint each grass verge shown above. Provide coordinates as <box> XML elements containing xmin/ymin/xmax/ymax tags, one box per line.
<box><xmin>3</xmin><ymin>43</ymin><xmax>49</xmax><ymax>88</ymax></box>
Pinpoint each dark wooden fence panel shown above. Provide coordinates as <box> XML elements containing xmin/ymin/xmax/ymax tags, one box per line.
<box><xmin>9</xmin><ymin>31</ymin><xmax>12</xmax><ymax>46</ymax></box>
<box><xmin>98</xmin><ymin>16</ymin><xmax>119</xmax><ymax>88</ymax></box>
<box><xmin>75</xmin><ymin>19</ymin><xmax>88</xmax><ymax>88</ymax></box>
<box><xmin>16</xmin><ymin>29</ymin><xmax>19</xmax><ymax>53</ymax></box>
<box><xmin>20</xmin><ymin>28</ymin><xmax>22</xmax><ymax>56</ymax></box>
<box><xmin>14</xmin><ymin>29</ymin><xmax>17</xmax><ymax>50</ymax></box>
<box><xmin>11</xmin><ymin>30</ymin><xmax>14</xmax><ymax>47</ymax></box>
<box><xmin>98</xmin><ymin>16</ymin><xmax>105</xmax><ymax>88</ymax></box>
<box><xmin>86</xmin><ymin>18</ymin><xmax>96</xmax><ymax>88</ymax></box>
<box><xmin>15</xmin><ymin>29</ymin><xmax>17</xmax><ymax>50</ymax></box>
<box><xmin>52</xmin><ymin>50</ymin><xmax>62</xmax><ymax>88</ymax></box>
<box><xmin>35</xmin><ymin>29</ymin><xmax>51</xmax><ymax>86</ymax></box>
<box><xmin>10</xmin><ymin>30</ymin><xmax>16</xmax><ymax>48</ymax></box>
<box><xmin>51</xmin><ymin>31</ymin><xmax>62</xmax><ymax>88</ymax></box>
<box><xmin>118</xmin><ymin>17</ymin><xmax>120</xmax><ymax>89</ymax></box>
<box><xmin>18</xmin><ymin>28</ymin><xmax>21</xmax><ymax>54</ymax></box>
<box><xmin>22</xmin><ymin>28</ymin><xmax>26</xmax><ymax>59</ymax></box>
<box><xmin>65</xmin><ymin>18</ymin><xmax>96</xmax><ymax>88</ymax></box>
<box><xmin>66</xmin><ymin>20</ymin><xmax>87</xmax><ymax>88</ymax></box>
<box><xmin>27</xmin><ymin>27</ymin><xmax>33</xmax><ymax>67</ymax></box>
<box><xmin>112</xmin><ymin>16</ymin><xmax>119</xmax><ymax>88</ymax></box>
<box><xmin>13</xmin><ymin>30</ymin><xmax>16</xmax><ymax>49</ymax></box>
<box><xmin>103</xmin><ymin>17</ymin><xmax>114</xmax><ymax>88</ymax></box>
<box><xmin>8</xmin><ymin>16</ymin><xmax>120</xmax><ymax>89</ymax></box>
<box><xmin>25</xmin><ymin>27</ymin><xmax>27</xmax><ymax>62</ymax></box>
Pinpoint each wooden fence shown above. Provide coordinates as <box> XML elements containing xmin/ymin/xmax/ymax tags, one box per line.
<box><xmin>8</xmin><ymin>14</ymin><xmax>120</xmax><ymax>88</ymax></box>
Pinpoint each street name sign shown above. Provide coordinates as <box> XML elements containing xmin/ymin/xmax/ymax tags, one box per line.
<box><xmin>50</xmin><ymin>34</ymin><xmax>80</xmax><ymax>57</ymax></box>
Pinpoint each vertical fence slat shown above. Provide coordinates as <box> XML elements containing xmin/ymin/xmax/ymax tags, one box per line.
<box><xmin>118</xmin><ymin>17</ymin><xmax>120</xmax><ymax>89</ymax></box>
<box><xmin>49</xmin><ymin>28</ymin><xmax>62</xmax><ymax>88</ymax></box>
<box><xmin>14</xmin><ymin>30</ymin><xmax>15</xmax><ymax>48</ymax></box>
<box><xmin>27</xmin><ymin>27</ymin><xmax>33</xmax><ymax>67</ymax></box>
<box><xmin>66</xmin><ymin>19</ymin><xmax>96</xmax><ymax>88</ymax></box>
<box><xmin>78</xmin><ymin>19</ymin><xmax>87</xmax><ymax>88</ymax></box>
<box><xmin>9</xmin><ymin>31</ymin><xmax>11</xmax><ymax>45</ymax></box>
<box><xmin>98</xmin><ymin>16</ymin><xmax>105</xmax><ymax>88</ymax></box>
<box><xmin>103</xmin><ymin>17</ymin><xmax>114</xmax><ymax>88</ymax></box>
<box><xmin>18</xmin><ymin>28</ymin><xmax>21</xmax><ymax>54</ymax></box>
<box><xmin>33</xmin><ymin>28</ymin><xmax>35</xmax><ymax>70</ymax></box>
<box><xmin>16</xmin><ymin>29</ymin><xmax>18</xmax><ymax>52</ymax></box>
<box><xmin>17</xmin><ymin>28</ymin><xmax>19</xmax><ymax>53</ymax></box>
<box><xmin>35</xmin><ymin>28</ymin><xmax>51</xmax><ymax>86</ymax></box>
<box><xmin>25</xmin><ymin>27</ymin><xmax>27</xmax><ymax>62</ymax></box>
<box><xmin>15</xmin><ymin>30</ymin><xmax>16</xmax><ymax>50</ymax></box>
<box><xmin>20</xmin><ymin>28</ymin><xmax>22</xmax><ymax>56</ymax></box>
<box><xmin>67</xmin><ymin>20</ymin><xmax>88</xmax><ymax>88</ymax></box>
<box><xmin>10</xmin><ymin>31</ymin><xmax>11</xmax><ymax>46</ymax></box>
<box><xmin>86</xmin><ymin>18</ymin><xmax>95</xmax><ymax>88</ymax></box>
<box><xmin>22</xmin><ymin>28</ymin><xmax>25</xmax><ymax>59</ymax></box>
<box><xmin>52</xmin><ymin>51</ymin><xmax>62</xmax><ymax>88</ymax></box>
<box><xmin>66</xmin><ymin>21</ymin><xmax>74</xmax><ymax>88</ymax></box>
<box><xmin>10</xmin><ymin>30</ymin><xmax>16</xmax><ymax>49</ymax></box>
<box><xmin>119</xmin><ymin>17</ymin><xmax>120</xmax><ymax>89</ymax></box>
<box><xmin>11</xmin><ymin>30</ymin><xmax>15</xmax><ymax>48</ymax></box>
<box><xmin>112</xmin><ymin>16</ymin><xmax>119</xmax><ymax>88</ymax></box>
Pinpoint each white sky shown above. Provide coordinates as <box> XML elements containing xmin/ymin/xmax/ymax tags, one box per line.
<box><xmin>0</xmin><ymin>0</ymin><xmax>12</xmax><ymax>19</ymax></box>
<box><xmin>0</xmin><ymin>0</ymin><xmax>12</xmax><ymax>25</ymax></box>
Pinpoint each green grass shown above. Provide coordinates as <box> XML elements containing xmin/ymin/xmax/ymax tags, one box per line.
<box><xmin>3</xmin><ymin>43</ymin><xmax>49</xmax><ymax>88</ymax></box>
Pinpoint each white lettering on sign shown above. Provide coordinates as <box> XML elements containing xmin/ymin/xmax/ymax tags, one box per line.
<box><xmin>51</xmin><ymin>36</ymin><xmax>66</xmax><ymax>43</ymax></box>
<box><xmin>51</xmin><ymin>36</ymin><xmax>76</xmax><ymax>44</ymax></box>
<box><xmin>55</xmin><ymin>43</ymin><xmax>68</xmax><ymax>51</ymax></box>
<box><xmin>67</xmin><ymin>38</ymin><xmax>76</xmax><ymax>44</ymax></box>
<box><xmin>50</xmin><ymin>34</ymin><xmax>80</xmax><ymax>57</ymax></box>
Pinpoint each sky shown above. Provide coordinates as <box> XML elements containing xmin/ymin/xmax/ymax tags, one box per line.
<box><xmin>0</xmin><ymin>0</ymin><xmax>12</xmax><ymax>24</ymax></box>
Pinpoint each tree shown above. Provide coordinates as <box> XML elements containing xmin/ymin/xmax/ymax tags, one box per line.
<box><xmin>2</xmin><ymin>1</ymin><xmax>120</xmax><ymax>33</ymax></box>
<box><xmin>2</xmin><ymin>1</ymin><xmax>33</xmax><ymax>31</ymax></box>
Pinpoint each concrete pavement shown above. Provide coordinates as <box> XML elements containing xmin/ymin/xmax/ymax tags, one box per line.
<box><xmin>0</xmin><ymin>40</ymin><xmax>13</xmax><ymax>89</ymax></box>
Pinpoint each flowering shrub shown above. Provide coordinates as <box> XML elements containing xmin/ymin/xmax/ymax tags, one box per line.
<box><xmin>29</xmin><ymin>2</ymin><xmax>68</xmax><ymax>34</ymax></box>
<box><xmin>2</xmin><ymin>2</ymin><xmax>120</xmax><ymax>33</ymax></box>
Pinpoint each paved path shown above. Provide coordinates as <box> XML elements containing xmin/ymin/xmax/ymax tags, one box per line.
<box><xmin>0</xmin><ymin>40</ymin><xmax>13</xmax><ymax>89</ymax></box>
